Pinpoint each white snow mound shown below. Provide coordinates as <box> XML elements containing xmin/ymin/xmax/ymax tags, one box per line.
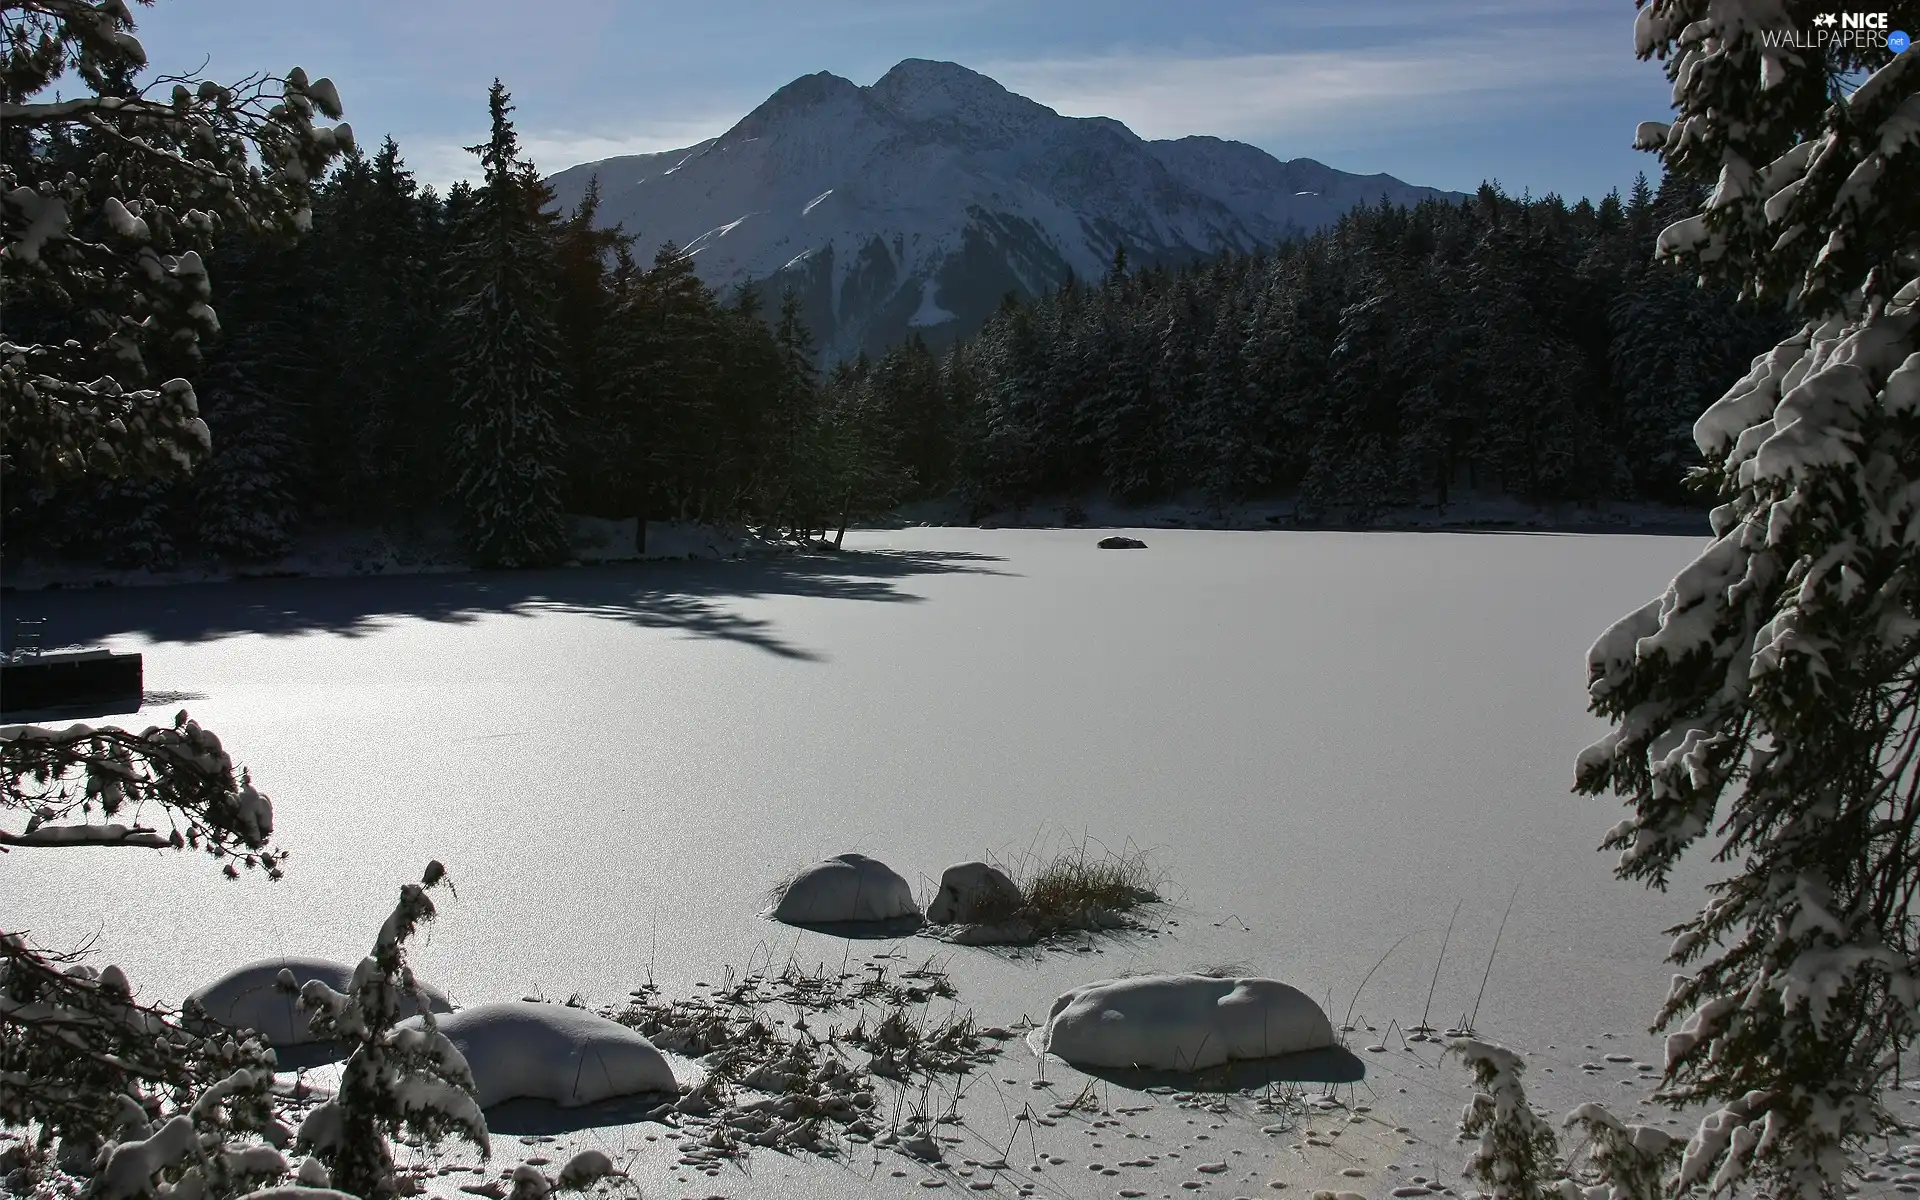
<box><xmin>404</xmin><ymin>1002</ymin><xmax>677</xmax><ymax>1108</ymax></box>
<box><xmin>188</xmin><ymin>956</ymin><xmax>451</xmax><ymax>1045</ymax></box>
<box><xmin>770</xmin><ymin>853</ymin><xmax>920</xmax><ymax>924</ymax></box>
<box><xmin>1036</xmin><ymin>974</ymin><xmax>1334</xmax><ymax>1070</ymax></box>
<box><xmin>926</xmin><ymin>861</ymin><xmax>1021</xmax><ymax>924</ymax></box>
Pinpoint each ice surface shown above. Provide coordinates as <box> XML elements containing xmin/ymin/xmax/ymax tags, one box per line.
<box><xmin>5</xmin><ymin>528</ymin><xmax>1729</xmax><ymax>1198</ymax></box>
<box><xmin>403</xmin><ymin>1001</ymin><xmax>676</xmax><ymax>1108</ymax></box>
<box><xmin>8</xmin><ymin>529</ymin><xmax>1709</xmax><ymax>1075</ymax></box>
<box><xmin>1035</xmin><ymin>974</ymin><xmax>1335</xmax><ymax>1070</ymax></box>
<box><xmin>188</xmin><ymin>956</ymin><xmax>451</xmax><ymax>1045</ymax></box>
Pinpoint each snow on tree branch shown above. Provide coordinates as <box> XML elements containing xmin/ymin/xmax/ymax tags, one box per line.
<box><xmin>1</xmin><ymin>0</ymin><xmax>351</xmax><ymax>479</ymax></box>
<box><xmin>1576</xmin><ymin>6</ymin><xmax>1920</xmax><ymax>1195</ymax></box>
<box><xmin>1559</xmin><ymin>1102</ymin><xmax>1680</xmax><ymax>1200</ymax></box>
<box><xmin>0</xmin><ymin>711</ymin><xmax>280</xmax><ymax>877</ymax></box>
<box><xmin>0</xmin><ymin>933</ymin><xmax>286</xmax><ymax>1162</ymax></box>
<box><xmin>295</xmin><ymin>864</ymin><xmax>488</xmax><ymax>1199</ymax></box>
<box><xmin>1632</xmin><ymin>1</ymin><xmax>1917</xmax><ymax>315</ymax></box>
<box><xmin>1454</xmin><ymin>1039</ymin><xmax>1564</xmax><ymax>1200</ymax></box>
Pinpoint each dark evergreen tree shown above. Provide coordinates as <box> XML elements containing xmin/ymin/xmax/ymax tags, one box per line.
<box><xmin>551</xmin><ymin>176</ymin><xmax>631</xmax><ymax>514</ymax></box>
<box><xmin>444</xmin><ymin>81</ymin><xmax>569</xmax><ymax>568</ymax></box>
<box><xmin>770</xmin><ymin>287</ymin><xmax>823</xmax><ymax>525</ymax></box>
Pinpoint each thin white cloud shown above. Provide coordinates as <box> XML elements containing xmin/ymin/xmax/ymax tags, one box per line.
<box><xmin>1241</xmin><ymin>0</ymin><xmax>1618</xmax><ymax>30</ymax></box>
<box><xmin>405</xmin><ymin>117</ymin><xmax>740</xmax><ymax>191</ymax></box>
<box><xmin>983</xmin><ymin>39</ymin><xmax>1640</xmax><ymax>144</ymax></box>
<box><xmin>522</xmin><ymin>127</ymin><xmax>728</xmax><ymax>171</ymax></box>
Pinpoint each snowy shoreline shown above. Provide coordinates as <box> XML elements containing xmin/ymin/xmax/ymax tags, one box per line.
<box><xmin>900</xmin><ymin>492</ymin><xmax>1713</xmax><ymax>538</ymax></box>
<box><xmin>0</xmin><ymin>498</ymin><xmax>1709</xmax><ymax>595</ymax></box>
<box><xmin>0</xmin><ymin>519</ymin><xmax>808</xmax><ymax>594</ymax></box>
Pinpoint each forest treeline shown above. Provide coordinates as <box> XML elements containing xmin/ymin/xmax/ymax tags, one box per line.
<box><xmin>3</xmin><ymin>82</ymin><xmax>1781</xmax><ymax>570</ymax></box>
<box><xmin>868</xmin><ymin>172</ymin><xmax>1786</xmax><ymax>519</ymax></box>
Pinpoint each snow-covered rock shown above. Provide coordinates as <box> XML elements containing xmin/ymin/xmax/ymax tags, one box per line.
<box><xmin>405</xmin><ymin>1002</ymin><xmax>676</xmax><ymax>1108</ymax></box>
<box><xmin>1097</xmin><ymin>535</ymin><xmax>1148</xmax><ymax>549</ymax></box>
<box><xmin>188</xmin><ymin>956</ymin><xmax>451</xmax><ymax>1045</ymax></box>
<box><xmin>1035</xmin><ymin>974</ymin><xmax>1334</xmax><ymax>1070</ymax></box>
<box><xmin>769</xmin><ymin>853</ymin><xmax>920</xmax><ymax>925</ymax></box>
<box><xmin>926</xmin><ymin>861</ymin><xmax>1021</xmax><ymax>924</ymax></box>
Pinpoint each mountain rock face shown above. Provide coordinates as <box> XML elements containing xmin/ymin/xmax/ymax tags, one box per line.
<box><xmin>547</xmin><ymin>59</ymin><xmax>1463</xmax><ymax>361</ymax></box>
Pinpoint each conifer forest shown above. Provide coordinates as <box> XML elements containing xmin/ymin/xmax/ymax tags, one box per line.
<box><xmin>1</xmin><ymin>81</ymin><xmax>1784</xmax><ymax>572</ymax></box>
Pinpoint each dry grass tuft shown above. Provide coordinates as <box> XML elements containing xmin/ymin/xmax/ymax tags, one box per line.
<box><xmin>1018</xmin><ymin>837</ymin><xmax>1161</xmax><ymax>921</ymax></box>
<box><xmin>929</xmin><ymin>834</ymin><xmax>1166</xmax><ymax>946</ymax></box>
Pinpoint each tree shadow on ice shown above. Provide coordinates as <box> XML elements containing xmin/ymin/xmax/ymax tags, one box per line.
<box><xmin>0</xmin><ymin>549</ymin><xmax>1013</xmax><ymax>662</ymax></box>
<box><xmin>1064</xmin><ymin>1045</ymin><xmax>1366</xmax><ymax>1094</ymax></box>
<box><xmin>269</xmin><ymin>1041</ymin><xmax>351</xmax><ymax>1072</ymax></box>
<box><xmin>774</xmin><ymin>914</ymin><xmax>929</xmax><ymax>940</ymax></box>
<box><xmin>481</xmin><ymin>1091</ymin><xmax>675</xmax><ymax>1136</ymax></box>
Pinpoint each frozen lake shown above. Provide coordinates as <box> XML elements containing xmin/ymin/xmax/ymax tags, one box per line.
<box><xmin>6</xmin><ymin>527</ymin><xmax>1715</xmax><ymax>1132</ymax></box>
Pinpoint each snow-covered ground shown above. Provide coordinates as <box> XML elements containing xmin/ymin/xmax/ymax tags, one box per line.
<box><xmin>11</xmin><ymin>526</ymin><xmax>1848</xmax><ymax>1199</ymax></box>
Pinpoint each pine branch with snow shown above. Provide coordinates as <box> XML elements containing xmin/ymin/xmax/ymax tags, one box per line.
<box><xmin>1574</xmin><ymin>5</ymin><xmax>1920</xmax><ymax>1197</ymax></box>
<box><xmin>293</xmin><ymin>864</ymin><xmax>488</xmax><ymax>1200</ymax></box>
<box><xmin>1558</xmin><ymin>1102</ymin><xmax>1680</xmax><ymax>1200</ymax></box>
<box><xmin>0</xmin><ymin>704</ymin><xmax>294</xmax><ymax>1191</ymax></box>
<box><xmin>1454</xmin><ymin>1039</ymin><xmax>1564</xmax><ymax>1200</ymax></box>
<box><xmin>0</xmin><ymin>936</ymin><xmax>297</xmax><ymax>1200</ymax></box>
<box><xmin>0</xmin><ymin>712</ymin><xmax>278</xmax><ymax>874</ymax></box>
<box><xmin>1</xmin><ymin>0</ymin><xmax>351</xmax><ymax>482</ymax></box>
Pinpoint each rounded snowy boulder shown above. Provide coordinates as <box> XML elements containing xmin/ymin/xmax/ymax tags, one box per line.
<box><xmin>1036</xmin><ymin>975</ymin><xmax>1334</xmax><ymax>1071</ymax></box>
<box><xmin>188</xmin><ymin>956</ymin><xmax>451</xmax><ymax>1046</ymax></box>
<box><xmin>770</xmin><ymin>853</ymin><xmax>920</xmax><ymax>925</ymax></box>
<box><xmin>926</xmin><ymin>861</ymin><xmax>1021</xmax><ymax>925</ymax></box>
<box><xmin>1097</xmin><ymin>536</ymin><xmax>1147</xmax><ymax>549</ymax></box>
<box><xmin>405</xmin><ymin>1001</ymin><xmax>676</xmax><ymax>1108</ymax></box>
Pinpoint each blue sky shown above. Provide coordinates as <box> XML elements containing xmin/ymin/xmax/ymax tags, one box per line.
<box><xmin>130</xmin><ymin>0</ymin><xmax>1675</xmax><ymax>203</ymax></box>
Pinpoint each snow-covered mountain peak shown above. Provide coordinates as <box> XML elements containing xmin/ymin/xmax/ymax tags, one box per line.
<box><xmin>867</xmin><ymin>58</ymin><xmax>1046</xmax><ymax>132</ymax></box>
<box><xmin>723</xmin><ymin>69</ymin><xmax>872</xmax><ymax>144</ymax></box>
<box><xmin>547</xmin><ymin>62</ymin><xmax>1464</xmax><ymax>361</ymax></box>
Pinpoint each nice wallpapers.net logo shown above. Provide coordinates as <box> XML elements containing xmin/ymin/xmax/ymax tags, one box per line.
<box><xmin>1760</xmin><ymin>12</ymin><xmax>1911</xmax><ymax>51</ymax></box>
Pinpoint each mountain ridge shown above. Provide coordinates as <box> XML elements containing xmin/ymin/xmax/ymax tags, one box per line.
<box><xmin>547</xmin><ymin>59</ymin><xmax>1466</xmax><ymax>359</ymax></box>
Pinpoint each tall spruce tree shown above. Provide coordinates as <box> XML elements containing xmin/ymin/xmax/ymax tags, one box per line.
<box><xmin>551</xmin><ymin>176</ymin><xmax>630</xmax><ymax>514</ymax></box>
<box><xmin>445</xmin><ymin>81</ymin><xmax>569</xmax><ymax>568</ymax></box>
<box><xmin>771</xmin><ymin>287</ymin><xmax>822</xmax><ymax>528</ymax></box>
<box><xmin>1572</xmin><ymin>3</ymin><xmax>1919</xmax><ymax>1196</ymax></box>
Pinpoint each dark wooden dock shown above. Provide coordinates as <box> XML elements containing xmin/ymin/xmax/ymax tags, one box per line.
<box><xmin>0</xmin><ymin>650</ymin><xmax>144</xmax><ymax>718</ymax></box>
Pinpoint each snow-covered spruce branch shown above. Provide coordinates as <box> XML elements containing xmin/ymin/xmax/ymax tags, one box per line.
<box><xmin>1559</xmin><ymin>1102</ymin><xmax>1681</xmax><ymax>1200</ymax></box>
<box><xmin>1578</xmin><ymin>270</ymin><xmax>1920</xmax><ymax>1197</ymax></box>
<box><xmin>2</xmin><ymin>0</ymin><xmax>350</xmax><ymax>479</ymax></box>
<box><xmin>1572</xmin><ymin>6</ymin><xmax>1920</xmax><ymax>1196</ymax></box>
<box><xmin>1632</xmin><ymin>2</ymin><xmax>1918</xmax><ymax>315</ymax></box>
<box><xmin>0</xmin><ymin>933</ymin><xmax>284</xmax><ymax>1162</ymax></box>
<box><xmin>0</xmin><ymin>335</ymin><xmax>215</xmax><ymax>481</ymax></box>
<box><xmin>1453</xmin><ymin>1042</ymin><xmax>1687</xmax><ymax>1200</ymax></box>
<box><xmin>1454</xmin><ymin>1039</ymin><xmax>1564</xmax><ymax>1200</ymax></box>
<box><xmin>0</xmin><ymin>711</ymin><xmax>279</xmax><ymax>876</ymax></box>
<box><xmin>295</xmin><ymin>863</ymin><xmax>489</xmax><ymax>1200</ymax></box>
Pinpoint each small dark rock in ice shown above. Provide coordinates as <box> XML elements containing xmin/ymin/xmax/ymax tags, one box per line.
<box><xmin>1098</xmin><ymin>536</ymin><xmax>1148</xmax><ymax>549</ymax></box>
